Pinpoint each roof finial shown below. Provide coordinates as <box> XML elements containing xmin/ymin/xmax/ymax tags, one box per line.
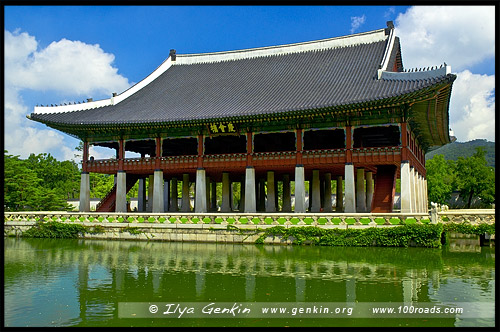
<box><xmin>169</xmin><ymin>49</ymin><xmax>177</xmax><ymax>61</ymax></box>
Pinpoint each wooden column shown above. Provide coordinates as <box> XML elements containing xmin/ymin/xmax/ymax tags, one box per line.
<box><xmin>197</xmin><ymin>134</ymin><xmax>204</xmax><ymax>169</ymax></box>
<box><xmin>82</xmin><ymin>141</ymin><xmax>89</xmax><ymax>172</ymax></box>
<box><xmin>118</xmin><ymin>139</ymin><xmax>125</xmax><ymax>170</ymax></box>
<box><xmin>155</xmin><ymin>137</ymin><xmax>162</xmax><ymax>169</ymax></box>
<box><xmin>345</xmin><ymin>126</ymin><xmax>352</xmax><ymax>163</ymax></box>
<box><xmin>246</xmin><ymin>131</ymin><xmax>253</xmax><ymax>166</ymax></box>
<box><xmin>296</xmin><ymin>128</ymin><xmax>303</xmax><ymax>165</ymax></box>
<box><xmin>401</xmin><ymin>122</ymin><xmax>408</xmax><ymax>161</ymax></box>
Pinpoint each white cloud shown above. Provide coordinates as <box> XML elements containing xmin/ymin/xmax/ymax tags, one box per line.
<box><xmin>384</xmin><ymin>7</ymin><xmax>396</xmax><ymax>19</ymax></box>
<box><xmin>394</xmin><ymin>6</ymin><xmax>495</xmax><ymax>142</ymax></box>
<box><xmin>4</xmin><ymin>29</ymin><xmax>131</xmax><ymax>160</ymax></box>
<box><xmin>350</xmin><ymin>15</ymin><xmax>366</xmax><ymax>33</ymax></box>
<box><xmin>394</xmin><ymin>6</ymin><xmax>494</xmax><ymax>72</ymax></box>
<box><xmin>449</xmin><ymin>70</ymin><xmax>495</xmax><ymax>142</ymax></box>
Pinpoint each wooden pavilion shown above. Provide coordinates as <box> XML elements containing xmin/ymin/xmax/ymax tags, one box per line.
<box><xmin>28</xmin><ymin>22</ymin><xmax>456</xmax><ymax>214</ymax></box>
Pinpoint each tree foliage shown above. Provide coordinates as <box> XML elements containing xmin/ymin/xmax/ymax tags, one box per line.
<box><xmin>454</xmin><ymin>147</ymin><xmax>495</xmax><ymax>208</ymax></box>
<box><xmin>425</xmin><ymin>154</ymin><xmax>456</xmax><ymax>205</ymax></box>
<box><xmin>426</xmin><ymin>147</ymin><xmax>495</xmax><ymax>208</ymax></box>
<box><xmin>4</xmin><ymin>151</ymin><xmax>78</xmax><ymax>211</ymax></box>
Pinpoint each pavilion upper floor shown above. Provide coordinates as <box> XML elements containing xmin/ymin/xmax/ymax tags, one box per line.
<box><xmin>82</xmin><ymin>122</ymin><xmax>426</xmax><ymax>179</ymax></box>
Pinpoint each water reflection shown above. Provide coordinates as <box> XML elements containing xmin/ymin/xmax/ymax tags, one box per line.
<box><xmin>4</xmin><ymin>238</ymin><xmax>495</xmax><ymax>327</ymax></box>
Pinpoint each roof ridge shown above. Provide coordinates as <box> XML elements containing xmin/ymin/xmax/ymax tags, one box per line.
<box><xmin>174</xmin><ymin>28</ymin><xmax>388</xmax><ymax>65</ymax></box>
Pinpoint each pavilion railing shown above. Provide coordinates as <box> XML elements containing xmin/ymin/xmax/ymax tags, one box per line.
<box><xmin>85</xmin><ymin>146</ymin><xmax>408</xmax><ymax>173</ymax></box>
<box><xmin>4</xmin><ymin>210</ymin><xmax>495</xmax><ymax>227</ymax></box>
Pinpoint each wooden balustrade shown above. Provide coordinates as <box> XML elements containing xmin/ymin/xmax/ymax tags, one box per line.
<box><xmin>84</xmin><ymin>147</ymin><xmax>409</xmax><ymax>174</ymax></box>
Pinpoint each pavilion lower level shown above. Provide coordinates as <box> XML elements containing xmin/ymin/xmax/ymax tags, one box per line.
<box><xmin>78</xmin><ymin>124</ymin><xmax>428</xmax><ymax>214</ymax></box>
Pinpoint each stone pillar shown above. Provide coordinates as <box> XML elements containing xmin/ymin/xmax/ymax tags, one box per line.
<box><xmin>320</xmin><ymin>178</ymin><xmax>325</xmax><ymax>209</ymax></box>
<box><xmin>409</xmin><ymin>166</ymin><xmax>416</xmax><ymax>213</ymax></box>
<box><xmin>365</xmin><ymin>171</ymin><xmax>373</xmax><ymax>213</ymax></box>
<box><xmin>336</xmin><ymin>175</ymin><xmax>343</xmax><ymax>212</ymax></box>
<box><xmin>420</xmin><ymin>173</ymin><xmax>425</xmax><ymax>213</ymax></box>
<box><xmin>266</xmin><ymin>171</ymin><xmax>276</xmax><ymax>212</ymax></box>
<box><xmin>152</xmin><ymin>170</ymin><xmax>164</xmax><ymax>213</ymax></box>
<box><xmin>169</xmin><ymin>177</ymin><xmax>178</xmax><ymax>212</ymax></box>
<box><xmin>181</xmin><ymin>173</ymin><xmax>191</xmax><ymax>212</ymax></box>
<box><xmin>400</xmin><ymin>161</ymin><xmax>412</xmax><ymax>213</ymax></box>
<box><xmin>323</xmin><ymin>173</ymin><xmax>333</xmax><ymax>212</ymax></box>
<box><xmin>211</xmin><ymin>180</ymin><xmax>217</xmax><ymax>211</ymax></box>
<box><xmin>424</xmin><ymin>177</ymin><xmax>428</xmax><ymax>212</ymax></box>
<box><xmin>79</xmin><ymin>172</ymin><xmax>90</xmax><ymax>212</ymax></box>
<box><xmin>244</xmin><ymin>167</ymin><xmax>256</xmax><ymax>213</ymax></box>
<box><xmin>206</xmin><ymin>176</ymin><xmax>211</xmax><ymax>211</ymax></box>
<box><xmin>257</xmin><ymin>178</ymin><xmax>266</xmax><ymax>212</ymax></box>
<box><xmin>240</xmin><ymin>176</ymin><xmax>245</xmax><ymax>212</ymax></box>
<box><xmin>138</xmin><ymin>178</ymin><xmax>146</xmax><ymax>212</ymax></box>
<box><xmin>115</xmin><ymin>171</ymin><xmax>127</xmax><ymax>212</ymax></box>
<box><xmin>282</xmin><ymin>174</ymin><xmax>292</xmax><ymax>212</ymax></box>
<box><xmin>221</xmin><ymin>172</ymin><xmax>231</xmax><ymax>212</ymax></box>
<box><xmin>344</xmin><ymin>163</ymin><xmax>356</xmax><ymax>213</ymax></box>
<box><xmin>311</xmin><ymin>170</ymin><xmax>321</xmax><ymax>212</ymax></box>
<box><xmin>415</xmin><ymin>171</ymin><xmax>421</xmax><ymax>213</ymax></box>
<box><xmin>356</xmin><ymin>168</ymin><xmax>366</xmax><ymax>212</ymax></box>
<box><xmin>146</xmin><ymin>174</ymin><xmax>154</xmax><ymax>212</ymax></box>
<box><xmin>294</xmin><ymin>165</ymin><xmax>306</xmax><ymax>213</ymax></box>
<box><xmin>163</xmin><ymin>179</ymin><xmax>169</xmax><ymax>212</ymax></box>
<box><xmin>195</xmin><ymin>169</ymin><xmax>207</xmax><ymax>213</ymax></box>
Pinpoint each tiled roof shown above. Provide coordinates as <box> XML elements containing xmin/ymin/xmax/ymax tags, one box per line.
<box><xmin>29</xmin><ymin>26</ymin><xmax>455</xmax><ymax>129</ymax></box>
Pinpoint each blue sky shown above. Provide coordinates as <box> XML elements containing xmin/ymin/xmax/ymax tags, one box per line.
<box><xmin>4</xmin><ymin>5</ymin><xmax>496</xmax><ymax>162</ymax></box>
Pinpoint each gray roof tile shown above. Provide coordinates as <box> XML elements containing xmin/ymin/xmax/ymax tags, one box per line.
<box><xmin>30</xmin><ymin>31</ymin><xmax>454</xmax><ymax>128</ymax></box>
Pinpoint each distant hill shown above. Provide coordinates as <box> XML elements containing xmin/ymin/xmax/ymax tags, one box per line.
<box><xmin>425</xmin><ymin>139</ymin><xmax>495</xmax><ymax>167</ymax></box>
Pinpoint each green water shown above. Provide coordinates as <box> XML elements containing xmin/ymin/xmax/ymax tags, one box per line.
<box><xmin>3</xmin><ymin>237</ymin><xmax>495</xmax><ymax>327</ymax></box>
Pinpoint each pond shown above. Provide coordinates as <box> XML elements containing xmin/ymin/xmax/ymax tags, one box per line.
<box><xmin>3</xmin><ymin>237</ymin><xmax>495</xmax><ymax>327</ymax></box>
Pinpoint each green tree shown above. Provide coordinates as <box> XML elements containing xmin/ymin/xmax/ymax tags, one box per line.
<box><xmin>425</xmin><ymin>154</ymin><xmax>456</xmax><ymax>206</ymax></box>
<box><xmin>455</xmin><ymin>147</ymin><xmax>495</xmax><ymax>208</ymax></box>
<box><xmin>4</xmin><ymin>150</ymin><xmax>76</xmax><ymax>211</ymax></box>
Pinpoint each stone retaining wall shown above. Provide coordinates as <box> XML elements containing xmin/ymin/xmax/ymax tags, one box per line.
<box><xmin>4</xmin><ymin>210</ymin><xmax>495</xmax><ymax>244</ymax></box>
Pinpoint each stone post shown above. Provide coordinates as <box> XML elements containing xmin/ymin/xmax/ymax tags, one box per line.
<box><xmin>344</xmin><ymin>163</ymin><xmax>356</xmax><ymax>213</ymax></box>
<box><xmin>311</xmin><ymin>170</ymin><xmax>321</xmax><ymax>212</ymax></box>
<box><xmin>356</xmin><ymin>168</ymin><xmax>366</xmax><ymax>212</ymax></box>
<box><xmin>115</xmin><ymin>170</ymin><xmax>127</xmax><ymax>213</ymax></box>
<box><xmin>152</xmin><ymin>169</ymin><xmax>164</xmax><ymax>213</ymax></box>
<box><xmin>79</xmin><ymin>172</ymin><xmax>90</xmax><ymax>212</ymax></box>
<box><xmin>138</xmin><ymin>177</ymin><xmax>146</xmax><ymax>212</ymax></box>
<box><xmin>195</xmin><ymin>168</ymin><xmax>207</xmax><ymax>213</ymax></box>
<box><xmin>240</xmin><ymin>175</ymin><xmax>245</xmax><ymax>212</ymax></box>
<box><xmin>294</xmin><ymin>165</ymin><xmax>306</xmax><ymax>213</ymax></box>
<box><xmin>257</xmin><ymin>178</ymin><xmax>266</xmax><ymax>212</ymax></box>
<box><xmin>244</xmin><ymin>167</ymin><xmax>256</xmax><ymax>213</ymax></box>
<box><xmin>400</xmin><ymin>161</ymin><xmax>411</xmax><ymax>213</ymax></box>
<box><xmin>365</xmin><ymin>171</ymin><xmax>373</xmax><ymax>213</ymax></box>
<box><xmin>323</xmin><ymin>173</ymin><xmax>333</xmax><ymax>212</ymax></box>
<box><xmin>221</xmin><ymin>172</ymin><xmax>231</xmax><ymax>212</ymax></box>
<box><xmin>169</xmin><ymin>177</ymin><xmax>178</xmax><ymax>212</ymax></box>
<box><xmin>410</xmin><ymin>166</ymin><xmax>416</xmax><ymax>213</ymax></box>
<box><xmin>163</xmin><ymin>179</ymin><xmax>169</xmax><ymax>212</ymax></box>
<box><xmin>336</xmin><ymin>175</ymin><xmax>343</xmax><ymax>212</ymax></box>
<box><xmin>282</xmin><ymin>174</ymin><xmax>292</xmax><ymax>212</ymax></box>
<box><xmin>147</xmin><ymin>174</ymin><xmax>154</xmax><ymax>212</ymax></box>
<box><xmin>206</xmin><ymin>176</ymin><xmax>211</xmax><ymax>211</ymax></box>
<box><xmin>181</xmin><ymin>173</ymin><xmax>191</xmax><ymax>212</ymax></box>
<box><xmin>211</xmin><ymin>180</ymin><xmax>217</xmax><ymax>211</ymax></box>
<box><xmin>266</xmin><ymin>171</ymin><xmax>276</xmax><ymax>212</ymax></box>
